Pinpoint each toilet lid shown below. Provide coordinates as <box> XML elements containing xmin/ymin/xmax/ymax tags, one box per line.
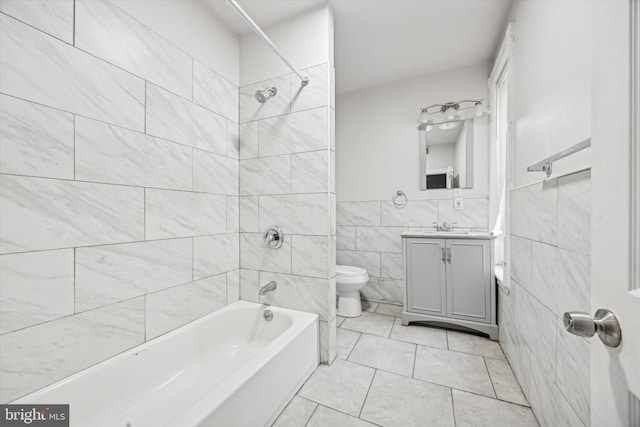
<box><xmin>336</xmin><ymin>265</ymin><xmax>367</xmax><ymax>277</ymax></box>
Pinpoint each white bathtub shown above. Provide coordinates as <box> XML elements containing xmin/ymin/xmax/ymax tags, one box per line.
<box><xmin>14</xmin><ymin>301</ymin><xmax>319</xmax><ymax>427</ymax></box>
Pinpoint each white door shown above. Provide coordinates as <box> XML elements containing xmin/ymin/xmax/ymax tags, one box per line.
<box><xmin>589</xmin><ymin>1</ymin><xmax>640</xmax><ymax>425</ymax></box>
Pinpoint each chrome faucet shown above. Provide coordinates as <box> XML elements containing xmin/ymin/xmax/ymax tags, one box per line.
<box><xmin>433</xmin><ymin>221</ymin><xmax>457</xmax><ymax>232</ymax></box>
<box><xmin>259</xmin><ymin>280</ymin><xmax>277</xmax><ymax>296</ymax></box>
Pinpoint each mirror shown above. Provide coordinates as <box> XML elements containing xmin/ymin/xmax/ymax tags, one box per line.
<box><xmin>419</xmin><ymin>119</ymin><xmax>474</xmax><ymax>190</ymax></box>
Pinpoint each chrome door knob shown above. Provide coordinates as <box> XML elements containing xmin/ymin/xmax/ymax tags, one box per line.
<box><xmin>563</xmin><ymin>308</ymin><xmax>622</xmax><ymax>348</ymax></box>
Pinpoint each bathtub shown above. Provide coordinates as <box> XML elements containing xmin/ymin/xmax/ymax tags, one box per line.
<box><xmin>14</xmin><ymin>301</ymin><xmax>319</xmax><ymax>427</ymax></box>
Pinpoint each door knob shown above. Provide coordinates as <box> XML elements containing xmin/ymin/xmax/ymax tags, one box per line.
<box><xmin>563</xmin><ymin>308</ymin><xmax>622</xmax><ymax>347</ymax></box>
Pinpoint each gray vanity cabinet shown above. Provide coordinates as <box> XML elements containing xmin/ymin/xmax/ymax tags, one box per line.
<box><xmin>402</xmin><ymin>234</ymin><xmax>498</xmax><ymax>340</ymax></box>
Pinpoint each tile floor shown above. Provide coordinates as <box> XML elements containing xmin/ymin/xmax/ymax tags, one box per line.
<box><xmin>272</xmin><ymin>301</ymin><xmax>539</xmax><ymax>427</ymax></box>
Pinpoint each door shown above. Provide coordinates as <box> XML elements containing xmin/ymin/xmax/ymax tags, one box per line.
<box><xmin>446</xmin><ymin>239</ymin><xmax>491</xmax><ymax>323</ymax></box>
<box><xmin>405</xmin><ymin>238</ymin><xmax>446</xmax><ymax>316</ymax></box>
<box><xmin>589</xmin><ymin>1</ymin><xmax>640</xmax><ymax>425</ymax></box>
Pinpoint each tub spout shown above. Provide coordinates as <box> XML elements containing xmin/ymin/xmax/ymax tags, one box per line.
<box><xmin>259</xmin><ymin>281</ymin><xmax>277</xmax><ymax>296</ymax></box>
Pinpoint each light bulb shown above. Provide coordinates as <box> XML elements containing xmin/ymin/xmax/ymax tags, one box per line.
<box><xmin>443</xmin><ymin>107</ymin><xmax>460</xmax><ymax>121</ymax></box>
<box><xmin>473</xmin><ymin>102</ymin><xmax>488</xmax><ymax>117</ymax></box>
<box><xmin>418</xmin><ymin>109</ymin><xmax>432</xmax><ymax>124</ymax></box>
<box><xmin>439</xmin><ymin>121</ymin><xmax>460</xmax><ymax>130</ymax></box>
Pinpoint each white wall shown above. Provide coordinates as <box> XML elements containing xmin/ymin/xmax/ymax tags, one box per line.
<box><xmin>336</xmin><ymin>62</ymin><xmax>490</xmax><ymax>202</ymax></box>
<box><xmin>511</xmin><ymin>0</ymin><xmax>591</xmax><ymax>188</ymax></box>
<box><xmin>498</xmin><ymin>1</ymin><xmax>594</xmax><ymax>426</ymax></box>
<box><xmin>240</xmin><ymin>6</ymin><xmax>333</xmax><ymax>85</ymax></box>
<box><xmin>111</xmin><ymin>0</ymin><xmax>240</xmax><ymax>85</ymax></box>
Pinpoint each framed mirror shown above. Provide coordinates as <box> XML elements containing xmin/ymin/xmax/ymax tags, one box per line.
<box><xmin>419</xmin><ymin>119</ymin><xmax>474</xmax><ymax>190</ymax></box>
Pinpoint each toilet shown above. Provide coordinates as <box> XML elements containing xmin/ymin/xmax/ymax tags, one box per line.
<box><xmin>336</xmin><ymin>265</ymin><xmax>370</xmax><ymax>317</ymax></box>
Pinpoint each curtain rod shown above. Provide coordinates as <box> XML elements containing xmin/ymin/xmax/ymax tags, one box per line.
<box><xmin>226</xmin><ymin>0</ymin><xmax>309</xmax><ymax>87</ymax></box>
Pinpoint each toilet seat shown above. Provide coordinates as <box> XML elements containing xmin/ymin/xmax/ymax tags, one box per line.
<box><xmin>336</xmin><ymin>265</ymin><xmax>368</xmax><ymax>285</ymax></box>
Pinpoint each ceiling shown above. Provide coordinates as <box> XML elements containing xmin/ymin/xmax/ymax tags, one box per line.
<box><xmin>206</xmin><ymin>0</ymin><xmax>512</xmax><ymax>94</ymax></box>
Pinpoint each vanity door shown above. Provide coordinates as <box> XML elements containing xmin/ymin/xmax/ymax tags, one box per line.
<box><xmin>445</xmin><ymin>239</ymin><xmax>491</xmax><ymax>323</ymax></box>
<box><xmin>405</xmin><ymin>238</ymin><xmax>447</xmax><ymax>316</ymax></box>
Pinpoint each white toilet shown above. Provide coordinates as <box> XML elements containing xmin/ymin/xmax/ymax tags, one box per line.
<box><xmin>336</xmin><ymin>265</ymin><xmax>370</xmax><ymax>317</ymax></box>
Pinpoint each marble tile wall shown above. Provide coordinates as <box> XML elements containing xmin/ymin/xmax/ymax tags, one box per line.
<box><xmin>238</xmin><ymin>63</ymin><xmax>336</xmax><ymax>363</ymax></box>
<box><xmin>499</xmin><ymin>169</ymin><xmax>591</xmax><ymax>427</ymax></box>
<box><xmin>335</xmin><ymin>198</ymin><xmax>489</xmax><ymax>305</ymax></box>
<box><xmin>0</xmin><ymin>1</ymin><xmax>240</xmax><ymax>403</ymax></box>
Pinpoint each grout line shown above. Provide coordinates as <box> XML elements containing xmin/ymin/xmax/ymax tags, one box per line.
<box><xmin>302</xmin><ymin>403</ymin><xmax>320</xmax><ymax>427</ymax></box>
<box><xmin>144</xmin><ymin>81</ymin><xmax>147</xmax><ymax>134</ymax></box>
<box><xmin>0</xmin><ymin>92</ymin><xmax>233</xmax><ymax>157</ymax></box>
<box><xmin>72</xmin><ymin>115</ymin><xmax>76</xmax><ymax>180</ymax></box>
<box><xmin>411</xmin><ymin>344</ymin><xmax>417</xmax><ymax>378</ymax></box>
<box><xmin>143</xmin><ymin>187</ymin><xmax>146</xmax><ymax>240</ymax></box>
<box><xmin>451</xmin><ymin>388</ymin><xmax>457</xmax><ymax>426</ymax></box>
<box><xmin>0</xmin><ymin>11</ymin><xmax>72</xmax><ymax>46</ymax></box>
<box><xmin>483</xmin><ymin>357</ymin><xmax>498</xmax><ymax>399</ymax></box>
<box><xmin>73</xmin><ymin>248</ymin><xmax>76</xmax><ymax>314</ymax></box>
<box><xmin>344</xmin><ymin>332</ymin><xmax>363</xmax><ymax>361</ymax></box>
<box><xmin>358</xmin><ymin>369</ymin><xmax>377</xmax><ymax>419</ymax></box>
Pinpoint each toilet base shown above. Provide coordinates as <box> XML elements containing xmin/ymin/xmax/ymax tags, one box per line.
<box><xmin>337</xmin><ymin>290</ymin><xmax>362</xmax><ymax>317</ymax></box>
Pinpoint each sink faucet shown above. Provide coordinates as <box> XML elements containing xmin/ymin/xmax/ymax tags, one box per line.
<box><xmin>433</xmin><ymin>221</ymin><xmax>457</xmax><ymax>232</ymax></box>
<box><xmin>259</xmin><ymin>280</ymin><xmax>277</xmax><ymax>296</ymax></box>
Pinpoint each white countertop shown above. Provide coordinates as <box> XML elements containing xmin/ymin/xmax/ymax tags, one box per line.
<box><xmin>401</xmin><ymin>231</ymin><xmax>498</xmax><ymax>240</ymax></box>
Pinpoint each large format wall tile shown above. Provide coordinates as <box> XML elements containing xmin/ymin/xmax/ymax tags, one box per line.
<box><xmin>510</xmin><ymin>235</ymin><xmax>532</xmax><ymax>288</ymax></box>
<box><xmin>381</xmin><ymin>199</ymin><xmax>437</xmax><ymax>227</ymax></box>
<box><xmin>530</xmin><ymin>242</ymin><xmax>590</xmax><ymax>317</ymax></box>
<box><xmin>240</xmin><ymin>156</ymin><xmax>291</xmax><ymax>195</ymax></box>
<box><xmin>356</xmin><ymin>227</ymin><xmax>404</xmax><ymax>253</ymax></box>
<box><xmin>260</xmin><ymin>194</ymin><xmax>328</xmax><ymax>235</ymax></box>
<box><xmin>290</xmin><ymin>64</ymin><xmax>329</xmax><ymax>113</ymax></box>
<box><xmin>0</xmin><ymin>249</ymin><xmax>74</xmax><ymax>334</ymax></box>
<box><xmin>239</xmin><ymin>74</ymin><xmax>291</xmax><ymax>123</ymax></box>
<box><xmin>0</xmin><ymin>14</ymin><xmax>145</xmax><ymax>131</ymax></box>
<box><xmin>145</xmin><ymin>189</ymin><xmax>226</xmax><ymax>239</ymax></box>
<box><xmin>336</xmin><ymin>250</ymin><xmax>381</xmax><ymax>277</ymax></box>
<box><xmin>336</xmin><ymin>226</ymin><xmax>356</xmax><ymax>250</ymax></box>
<box><xmin>555</xmin><ymin>320</ymin><xmax>590</xmax><ymax>425</ymax></box>
<box><xmin>146</xmin><ymin>84</ymin><xmax>226</xmax><ymax>155</ymax></box>
<box><xmin>239</xmin><ymin>196</ymin><xmax>259</xmax><ymax>232</ymax></box>
<box><xmin>0</xmin><ymin>0</ymin><xmax>73</xmax><ymax>44</ymax></box>
<box><xmin>75</xmin><ymin>239</ymin><xmax>193</xmax><ymax>312</ymax></box>
<box><xmin>145</xmin><ymin>275</ymin><xmax>227</xmax><ymax>339</ymax></box>
<box><xmin>513</xmin><ymin>288</ymin><xmax>557</xmax><ymax>380</ymax></box>
<box><xmin>292</xmin><ymin>235</ymin><xmax>328</xmax><ymax>278</ymax></box>
<box><xmin>438</xmin><ymin>198</ymin><xmax>488</xmax><ymax>229</ymax></box>
<box><xmin>75</xmin><ymin>0</ymin><xmax>192</xmax><ymax>99</ymax></box>
<box><xmin>529</xmin><ymin>359</ymin><xmax>585</xmax><ymax>427</ymax></box>
<box><xmin>240</xmin><ymin>233</ymin><xmax>291</xmax><ymax>274</ymax></box>
<box><xmin>239</xmin><ymin>122</ymin><xmax>259</xmax><ymax>159</ymax></box>
<box><xmin>360</xmin><ymin>277</ymin><xmax>404</xmax><ymax>305</ymax></box>
<box><xmin>193</xmin><ymin>150</ymin><xmax>239</xmax><ymax>195</ymax></box>
<box><xmin>75</xmin><ymin>117</ymin><xmax>192</xmax><ymax>190</ymax></box>
<box><xmin>0</xmin><ymin>95</ymin><xmax>74</xmax><ymax>179</ymax></box>
<box><xmin>291</xmin><ymin>150</ymin><xmax>329</xmax><ymax>194</ymax></box>
<box><xmin>0</xmin><ymin>175</ymin><xmax>144</xmax><ymax>254</ymax></box>
<box><xmin>259</xmin><ymin>108</ymin><xmax>328</xmax><ymax>156</ymax></box>
<box><xmin>381</xmin><ymin>253</ymin><xmax>404</xmax><ymax>280</ymax></box>
<box><xmin>259</xmin><ymin>272</ymin><xmax>328</xmax><ymax>320</ymax></box>
<box><xmin>226</xmin><ymin>270</ymin><xmax>240</xmax><ymax>304</ymax></box>
<box><xmin>193</xmin><ymin>60</ymin><xmax>239</xmax><ymax>122</ymax></box>
<box><xmin>227</xmin><ymin>121</ymin><xmax>239</xmax><ymax>159</ymax></box>
<box><xmin>337</xmin><ymin>201</ymin><xmax>381</xmax><ymax>226</ymax></box>
<box><xmin>0</xmin><ymin>297</ymin><xmax>144</xmax><ymax>402</ymax></box>
<box><xmin>194</xmin><ymin>233</ymin><xmax>239</xmax><ymax>279</ymax></box>
<box><xmin>511</xmin><ymin>180</ymin><xmax>558</xmax><ymax>245</ymax></box>
<box><xmin>227</xmin><ymin>196</ymin><xmax>240</xmax><ymax>233</ymax></box>
<box><xmin>557</xmin><ymin>170</ymin><xmax>591</xmax><ymax>255</ymax></box>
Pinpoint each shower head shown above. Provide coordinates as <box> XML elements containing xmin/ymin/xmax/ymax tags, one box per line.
<box><xmin>255</xmin><ymin>87</ymin><xmax>277</xmax><ymax>103</ymax></box>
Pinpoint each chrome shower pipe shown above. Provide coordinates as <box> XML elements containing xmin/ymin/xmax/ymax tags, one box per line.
<box><xmin>226</xmin><ymin>0</ymin><xmax>309</xmax><ymax>87</ymax></box>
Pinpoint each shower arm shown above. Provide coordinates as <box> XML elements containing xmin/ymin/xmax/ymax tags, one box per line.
<box><xmin>226</xmin><ymin>0</ymin><xmax>310</xmax><ymax>87</ymax></box>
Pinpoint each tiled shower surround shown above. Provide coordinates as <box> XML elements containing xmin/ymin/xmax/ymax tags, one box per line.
<box><xmin>500</xmin><ymin>170</ymin><xmax>591</xmax><ymax>426</ymax></box>
<box><xmin>336</xmin><ymin>197</ymin><xmax>489</xmax><ymax>305</ymax></box>
<box><xmin>0</xmin><ymin>1</ymin><xmax>241</xmax><ymax>402</ymax></box>
<box><xmin>237</xmin><ymin>63</ymin><xmax>336</xmax><ymax>364</ymax></box>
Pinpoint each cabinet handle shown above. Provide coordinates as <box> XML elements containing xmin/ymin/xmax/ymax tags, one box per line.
<box><xmin>441</xmin><ymin>248</ymin><xmax>446</xmax><ymax>263</ymax></box>
<box><xmin>446</xmin><ymin>247</ymin><xmax>451</xmax><ymax>263</ymax></box>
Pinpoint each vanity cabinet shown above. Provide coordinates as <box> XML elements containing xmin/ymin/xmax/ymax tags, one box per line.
<box><xmin>402</xmin><ymin>233</ymin><xmax>498</xmax><ymax>339</ymax></box>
